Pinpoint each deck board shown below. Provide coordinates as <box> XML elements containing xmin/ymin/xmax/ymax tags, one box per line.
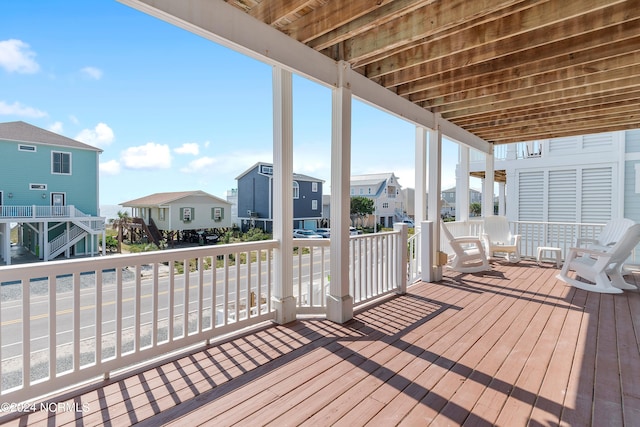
<box><xmin>1</xmin><ymin>260</ymin><xmax>639</xmax><ymax>427</ymax></box>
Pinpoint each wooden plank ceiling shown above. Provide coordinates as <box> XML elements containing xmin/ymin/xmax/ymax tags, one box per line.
<box><xmin>225</xmin><ymin>0</ymin><xmax>640</xmax><ymax>144</ymax></box>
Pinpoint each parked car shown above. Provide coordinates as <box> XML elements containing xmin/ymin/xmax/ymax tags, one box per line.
<box><xmin>402</xmin><ymin>219</ymin><xmax>415</xmax><ymax>228</ymax></box>
<box><xmin>315</xmin><ymin>228</ymin><xmax>331</xmax><ymax>238</ymax></box>
<box><xmin>350</xmin><ymin>227</ymin><xmax>362</xmax><ymax>235</ymax></box>
<box><xmin>293</xmin><ymin>229</ymin><xmax>323</xmax><ymax>239</ymax></box>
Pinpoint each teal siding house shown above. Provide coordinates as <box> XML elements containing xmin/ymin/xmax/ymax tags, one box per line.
<box><xmin>0</xmin><ymin>121</ymin><xmax>105</xmax><ymax>265</ymax></box>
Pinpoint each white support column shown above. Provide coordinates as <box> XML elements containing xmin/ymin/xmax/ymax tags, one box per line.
<box><xmin>421</xmin><ymin>221</ymin><xmax>434</xmax><ymax>282</ymax></box>
<box><xmin>498</xmin><ymin>182</ymin><xmax>506</xmax><ymax>216</ymax></box>
<box><xmin>506</xmin><ymin>170</ymin><xmax>517</xmax><ymax>219</ymax></box>
<box><xmin>1</xmin><ymin>223</ymin><xmax>8</xmax><ymax>264</ymax></box>
<box><xmin>40</xmin><ymin>222</ymin><xmax>47</xmax><ymax>261</ymax></box>
<box><xmin>414</xmin><ymin>126</ymin><xmax>427</xmax><ymax>228</ymax></box>
<box><xmin>427</xmin><ymin>125</ymin><xmax>443</xmax><ymax>282</ymax></box>
<box><xmin>483</xmin><ymin>149</ymin><xmax>495</xmax><ymax>216</ymax></box>
<box><xmin>272</xmin><ymin>66</ymin><xmax>296</xmax><ymax>324</ymax></box>
<box><xmin>327</xmin><ymin>61</ymin><xmax>353</xmax><ymax>324</ymax></box>
<box><xmin>457</xmin><ymin>145</ymin><xmax>470</xmax><ymax>222</ymax></box>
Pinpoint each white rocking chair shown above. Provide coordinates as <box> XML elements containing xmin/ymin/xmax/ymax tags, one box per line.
<box><xmin>441</xmin><ymin>222</ymin><xmax>490</xmax><ymax>273</ymax></box>
<box><xmin>482</xmin><ymin>216</ymin><xmax>521</xmax><ymax>262</ymax></box>
<box><xmin>576</xmin><ymin>218</ymin><xmax>635</xmax><ymax>252</ymax></box>
<box><xmin>557</xmin><ymin>223</ymin><xmax>640</xmax><ymax>294</ymax></box>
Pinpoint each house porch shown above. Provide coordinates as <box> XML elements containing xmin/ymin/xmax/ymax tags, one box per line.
<box><xmin>3</xmin><ymin>260</ymin><xmax>638</xmax><ymax>426</ymax></box>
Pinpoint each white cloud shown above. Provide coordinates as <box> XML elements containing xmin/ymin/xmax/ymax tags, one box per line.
<box><xmin>49</xmin><ymin>121</ymin><xmax>63</xmax><ymax>133</ymax></box>
<box><xmin>0</xmin><ymin>100</ymin><xmax>46</xmax><ymax>118</ymax></box>
<box><xmin>0</xmin><ymin>39</ymin><xmax>39</xmax><ymax>74</ymax></box>
<box><xmin>121</xmin><ymin>142</ymin><xmax>171</xmax><ymax>170</ymax></box>
<box><xmin>174</xmin><ymin>142</ymin><xmax>199</xmax><ymax>156</ymax></box>
<box><xmin>180</xmin><ymin>156</ymin><xmax>216</xmax><ymax>173</ymax></box>
<box><xmin>75</xmin><ymin>123</ymin><xmax>115</xmax><ymax>147</ymax></box>
<box><xmin>80</xmin><ymin>66</ymin><xmax>103</xmax><ymax>80</ymax></box>
<box><xmin>100</xmin><ymin>159</ymin><xmax>121</xmax><ymax>175</ymax></box>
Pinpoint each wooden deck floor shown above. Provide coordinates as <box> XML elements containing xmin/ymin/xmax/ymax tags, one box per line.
<box><xmin>2</xmin><ymin>260</ymin><xmax>640</xmax><ymax>426</ymax></box>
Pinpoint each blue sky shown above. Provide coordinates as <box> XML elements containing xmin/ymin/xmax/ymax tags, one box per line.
<box><xmin>0</xmin><ymin>0</ymin><xmax>464</xmax><ymax>207</ymax></box>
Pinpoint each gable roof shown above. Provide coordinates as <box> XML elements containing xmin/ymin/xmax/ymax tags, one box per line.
<box><xmin>351</xmin><ymin>173</ymin><xmax>399</xmax><ymax>188</ymax></box>
<box><xmin>121</xmin><ymin>190</ymin><xmax>230</xmax><ymax>207</ymax></box>
<box><xmin>236</xmin><ymin>161</ymin><xmax>325</xmax><ymax>182</ymax></box>
<box><xmin>0</xmin><ymin>121</ymin><xmax>102</xmax><ymax>152</ymax></box>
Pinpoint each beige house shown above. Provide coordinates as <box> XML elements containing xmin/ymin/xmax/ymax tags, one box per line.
<box><xmin>121</xmin><ymin>191</ymin><xmax>232</xmax><ymax>244</ymax></box>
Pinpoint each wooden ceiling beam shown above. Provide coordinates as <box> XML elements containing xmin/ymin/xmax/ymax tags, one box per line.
<box><xmin>409</xmin><ymin>51</ymin><xmax>640</xmax><ymax>106</ymax></box>
<box><xmin>429</xmin><ymin>66</ymin><xmax>640</xmax><ymax>116</ymax></box>
<box><xmin>297</xmin><ymin>0</ymin><xmax>428</xmax><ymax>47</ymax></box>
<box><xmin>189</xmin><ymin>0</ymin><xmax>640</xmax><ymax>144</ymax></box>
<box><xmin>467</xmin><ymin>104</ymin><xmax>640</xmax><ymax>135</ymax></box>
<box><xmin>303</xmin><ymin>0</ymin><xmax>528</xmax><ymax>51</ymax></box>
<box><xmin>363</xmin><ymin>0</ymin><xmax>635</xmax><ymax>78</ymax></box>
<box><xmin>476</xmin><ymin>115</ymin><xmax>640</xmax><ymax>144</ymax></box>
<box><xmin>446</xmin><ymin>88</ymin><xmax>640</xmax><ymax>133</ymax></box>
<box><xmin>389</xmin><ymin>21</ymin><xmax>640</xmax><ymax>97</ymax></box>
<box><xmin>454</xmin><ymin>91</ymin><xmax>640</xmax><ymax>128</ymax></box>
<box><xmin>247</xmin><ymin>0</ymin><xmax>317</xmax><ymax>26</ymax></box>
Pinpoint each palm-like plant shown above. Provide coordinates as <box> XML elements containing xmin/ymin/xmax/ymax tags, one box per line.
<box><xmin>109</xmin><ymin>210</ymin><xmax>132</xmax><ymax>253</ymax></box>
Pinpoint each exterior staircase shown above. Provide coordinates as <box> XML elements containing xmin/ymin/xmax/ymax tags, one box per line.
<box><xmin>133</xmin><ymin>217</ymin><xmax>161</xmax><ymax>246</ymax></box>
<box><xmin>45</xmin><ymin>208</ymin><xmax>106</xmax><ymax>260</ymax></box>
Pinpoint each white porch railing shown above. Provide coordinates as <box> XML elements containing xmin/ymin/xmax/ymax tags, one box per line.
<box><xmin>0</xmin><ymin>229</ymin><xmax>408</xmax><ymax>405</ymax></box>
<box><xmin>441</xmin><ymin>220</ymin><xmax>607</xmax><ymax>259</ymax></box>
<box><xmin>0</xmin><ymin>205</ymin><xmax>103</xmax><ymax>223</ymax></box>
<box><xmin>0</xmin><ymin>241</ymin><xmax>278</xmax><ymax>404</ymax></box>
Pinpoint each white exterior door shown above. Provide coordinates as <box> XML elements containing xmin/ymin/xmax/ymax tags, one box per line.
<box><xmin>52</xmin><ymin>193</ymin><xmax>65</xmax><ymax>216</ymax></box>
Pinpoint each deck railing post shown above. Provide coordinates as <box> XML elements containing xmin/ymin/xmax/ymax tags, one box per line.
<box><xmin>421</xmin><ymin>221</ymin><xmax>441</xmax><ymax>282</ymax></box>
<box><xmin>394</xmin><ymin>223</ymin><xmax>408</xmax><ymax>294</ymax></box>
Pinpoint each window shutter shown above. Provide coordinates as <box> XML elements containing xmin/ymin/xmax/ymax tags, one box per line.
<box><xmin>548</xmin><ymin>169</ymin><xmax>577</xmax><ymax>223</ymax></box>
<box><xmin>518</xmin><ymin>171</ymin><xmax>544</xmax><ymax>221</ymax></box>
<box><xmin>212</xmin><ymin>207</ymin><xmax>224</xmax><ymax>220</ymax></box>
<box><xmin>181</xmin><ymin>207</ymin><xmax>194</xmax><ymax>221</ymax></box>
<box><xmin>581</xmin><ymin>167</ymin><xmax>613</xmax><ymax>223</ymax></box>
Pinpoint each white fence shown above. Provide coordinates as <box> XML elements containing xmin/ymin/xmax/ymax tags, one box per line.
<box><xmin>0</xmin><ymin>229</ymin><xmax>407</xmax><ymax>405</ymax></box>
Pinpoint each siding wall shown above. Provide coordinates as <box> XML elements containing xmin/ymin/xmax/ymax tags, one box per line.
<box><xmin>0</xmin><ymin>140</ymin><xmax>99</xmax><ymax>215</ymax></box>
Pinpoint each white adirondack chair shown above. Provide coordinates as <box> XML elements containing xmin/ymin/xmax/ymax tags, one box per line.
<box><xmin>482</xmin><ymin>216</ymin><xmax>521</xmax><ymax>262</ymax></box>
<box><xmin>441</xmin><ymin>222</ymin><xmax>490</xmax><ymax>273</ymax></box>
<box><xmin>557</xmin><ymin>223</ymin><xmax>640</xmax><ymax>294</ymax></box>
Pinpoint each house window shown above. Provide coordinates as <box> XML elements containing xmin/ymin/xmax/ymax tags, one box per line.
<box><xmin>312</xmin><ymin>200</ymin><xmax>318</xmax><ymax>210</ymax></box>
<box><xmin>52</xmin><ymin>151</ymin><xmax>71</xmax><ymax>174</ymax></box>
<box><xmin>351</xmin><ymin>188</ymin><xmax>355</xmax><ymax>195</ymax></box>
<box><xmin>213</xmin><ymin>207</ymin><xmax>223</xmax><ymax>221</ymax></box>
<box><xmin>293</xmin><ymin>181</ymin><xmax>299</xmax><ymax>199</ymax></box>
<box><xmin>387</xmin><ymin>185</ymin><xmax>396</xmax><ymax>198</ymax></box>
<box><xmin>312</xmin><ymin>182</ymin><xmax>318</xmax><ymax>192</ymax></box>
<box><xmin>359</xmin><ymin>188</ymin><xmax>364</xmax><ymax>195</ymax></box>
<box><xmin>181</xmin><ymin>207</ymin><xmax>192</xmax><ymax>221</ymax></box>
<box><xmin>383</xmin><ymin>202</ymin><xmax>389</xmax><ymax>209</ymax></box>
<box><xmin>19</xmin><ymin>144</ymin><xmax>36</xmax><ymax>152</ymax></box>
<box><xmin>159</xmin><ymin>208</ymin><xmax>166</xmax><ymax>221</ymax></box>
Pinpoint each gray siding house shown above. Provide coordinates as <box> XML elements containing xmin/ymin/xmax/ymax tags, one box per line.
<box><xmin>236</xmin><ymin>162</ymin><xmax>324</xmax><ymax>232</ymax></box>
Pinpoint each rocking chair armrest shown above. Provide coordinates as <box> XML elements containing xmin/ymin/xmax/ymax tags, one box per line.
<box><xmin>575</xmin><ymin>237</ymin><xmax>597</xmax><ymax>247</ymax></box>
<box><xmin>451</xmin><ymin>236</ymin><xmax>483</xmax><ymax>244</ymax></box>
<box><xmin>566</xmin><ymin>246</ymin><xmax>613</xmax><ymax>260</ymax></box>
